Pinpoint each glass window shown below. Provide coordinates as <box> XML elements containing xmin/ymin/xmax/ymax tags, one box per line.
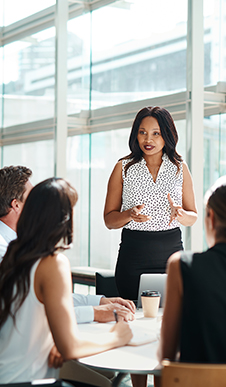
<box><xmin>91</xmin><ymin>0</ymin><xmax>187</xmax><ymax>110</ymax></box>
<box><xmin>3</xmin><ymin>139</ymin><xmax>54</xmax><ymax>185</ymax></box>
<box><xmin>3</xmin><ymin>0</ymin><xmax>55</xmax><ymax>26</ymax></box>
<box><xmin>3</xmin><ymin>28</ymin><xmax>55</xmax><ymax>127</ymax></box>
<box><xmin>66</xmin><ymin>134</ymin><xmax>90</xmax><ymax>267</ymax></box>
<box><xmin>0</xmin><ymin>2</ymin><xmax>3</xmax><ymax>27</ymax></box>
<box><xmin>67</xmin><ymin>13</ymin><xmax>91</xmax><ymax>116</ymax></box>
<box><xmin>90</xmin><ymin>128</ymin><xmax>130</xmax><ymax>269</ymax></box>
<box><xmin>0</xmin><ymin>47</ymin><xmax>3</xmax><ymax>129</ymax></box>
<box><xmin>203</xmin><ymin>113</ymin><xmax>226</xmax><ymax>193</ymax></box>
<box><xmin>203</xmin><ymin>113</ymin><xmax>226</xmax><ymax>248</ymax></box>
<box><xmin>204</xmin><ymin>0</ymin><xmax>226</xmax><ymax>85</ymax></box>
<box><xmin>176</xmin><ymin>119</ymin><xmax>186</xmax><ymax>158</ymax></box>
<box><xmin>219</xmin><ymin>115</ymin><xmax>226</xmax><ymax>177</ymax></box>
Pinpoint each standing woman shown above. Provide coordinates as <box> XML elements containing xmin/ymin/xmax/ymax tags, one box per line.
<box><xmin>0</xmin><ymin>178</ymin><xmax>132</xmax><ymax>384</ymax></box>
<box><xmin>104</xmin><ymin>106</ymin><xmax>197</xmax><ymax>302</ymax></box>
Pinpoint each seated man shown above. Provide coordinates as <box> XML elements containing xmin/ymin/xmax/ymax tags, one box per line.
<box><xmin>0</xmin><ymin>166</ymin><xmax>135</xmax><ymax>324</ymax></box>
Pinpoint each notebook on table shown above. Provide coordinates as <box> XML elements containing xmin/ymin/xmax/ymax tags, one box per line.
<box><xmin>137</xmin><ymin>273</ymin><xmax>167</xmax><ymax>309</ymax></box>
<box><xmin>128</xmin><ymin>329</ymin><xmax>158</xmax><ymax>346</ymax></box>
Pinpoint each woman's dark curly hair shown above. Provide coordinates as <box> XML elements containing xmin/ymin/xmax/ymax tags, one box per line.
<box><xmin>120</xmin><ymin>106</ymin><xmax>182</xmax><ymax>174</ymax></box>
<box><xmin>0</xmin><ymin>177</ymin><xmax>78</xmax><ymax>329</ymax></box>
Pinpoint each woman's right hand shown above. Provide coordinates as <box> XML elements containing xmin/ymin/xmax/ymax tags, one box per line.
<box><xmin>111</xmin><ymin>321</ymin><xmax>133</xmax><ymax>347</ymax></box>
<box><xmin>104</xmin><ymin>162</ymin><xmax>151</xmax><ymax>229</ymax></box>
<box><xmin>48</xmin><ymin>345</ymin><xmax>64</xmax><ymax>369</ymax></box>
<box><xmin>130</xmin><ymin>204</ymin><xmax>151</xmax><ymax>223</ymax></box>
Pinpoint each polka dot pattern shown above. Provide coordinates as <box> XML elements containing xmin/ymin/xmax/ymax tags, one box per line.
<box><xmin>122</xmin><ymin>154</ymin><xmax>183</xmax><ymax>231</ymax></box>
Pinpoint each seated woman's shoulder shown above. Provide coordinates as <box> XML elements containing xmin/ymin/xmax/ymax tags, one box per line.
<box><xmin>166</xmin><ymin>251</ymin><xmax>181</xmax><ymax>270</ymax></box>
<box><xmin>39</xmin><ymin>252</ymin><xmax>70</xmax><ymax>272</ymax></box>
<box><xmin>51</xmin><ymin>252</ymin><xmax>70</xmax><ymax>266</ymax></box>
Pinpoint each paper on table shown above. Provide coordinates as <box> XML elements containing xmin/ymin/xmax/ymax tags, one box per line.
<box><xmin>128</xmin><ymin>328</ymin><xmax>158</xmax><ymax>346</ymax></box>
<box><xmin>127</xmin><ymin>315</ymin><xmax>160</xmax><ymax>346</ymax></box>
<box><xmin>78</xmin><ymin>315</ymin><xmax>160</xmax><ymax>347</ymax></box>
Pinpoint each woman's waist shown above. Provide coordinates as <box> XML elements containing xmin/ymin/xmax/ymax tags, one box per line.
<box><xmin>122</xmin><ymin>201</ymin><xmax>182</xmax><ymax>221</ymax></box>
<box><xmin>121</xmin><ymin>226</ymin><xmax>181</xmax><ymax>241</ymax></box>
<box><xmin>123</xmin><ymin>217</ymin><xmax>181</xmax><ymax>232</ymax></box>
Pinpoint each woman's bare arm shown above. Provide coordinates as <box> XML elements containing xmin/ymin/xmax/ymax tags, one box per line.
<box><xmin>104</xmin><ymin>161</ymin><xmax>132</xmax><ymax>229</ymax></box>
<box><xmin>180</xmin><ymin>161</ymin><xmax>198</xmax><ymax>225</ymax></box>
<box><xmin>35</xmin><ymin>253</ymin><xmax>132</xmax><ymax>360</ymax></box>
<box><xmin>168</xmin><ymin>162</ymin><xmax>198</xmax><ymax>227</ymax></box>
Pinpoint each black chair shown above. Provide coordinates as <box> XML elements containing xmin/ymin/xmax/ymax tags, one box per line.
<box><xmin>0</xmin><ymin>380</ymin><xmax>74</xmax><ymax>387</ymax></box>
<box><xmin>95</xmin><ymin>270</ymin><xmax>119</xmax><ymax>298</ymax></box>
<box><xmin>0</xmin><ymin>379</ymin><xmax>104</xmax><ymax>387</ymax></box>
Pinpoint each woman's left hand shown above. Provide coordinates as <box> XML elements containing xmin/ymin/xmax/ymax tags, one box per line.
<box><xmin>48</xmin><ymin>345</ymin><xmax>64</xmax><ymax>368</ymax></box>
<box><xmin>167</xmin><ymin>193</ymin><xmax>183</xmax><ymax>225</ymax></box>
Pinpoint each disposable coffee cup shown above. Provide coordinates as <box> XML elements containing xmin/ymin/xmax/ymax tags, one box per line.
<box><xmin>141</xmin><ymin>290</ymin><xmax>161</xmax><ymax>318</ymax></box>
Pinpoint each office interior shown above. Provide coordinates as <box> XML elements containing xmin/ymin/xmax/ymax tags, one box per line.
<box><xmin>0</xmin><ymin>0</ymin><xmax>226</xmax><ymax>284</ymax></box>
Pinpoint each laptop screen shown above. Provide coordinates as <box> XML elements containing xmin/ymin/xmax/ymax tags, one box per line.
<box><xmin>137</xmin><ymin>273</ymin><xmax>167</xmax><ymax>308</ymax></box>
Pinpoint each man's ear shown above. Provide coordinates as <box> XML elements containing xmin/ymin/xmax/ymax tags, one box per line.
<box><xmin>10</xmin><ymin>198</ymin><xmax>21</xmax><ymax>213</ymax></box>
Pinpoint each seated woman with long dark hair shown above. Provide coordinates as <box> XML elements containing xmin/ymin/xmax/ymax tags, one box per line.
<box><xmin>0</xmin><ymin>178</ymin><xmax>132</xmax><ymax>384</ymax></box>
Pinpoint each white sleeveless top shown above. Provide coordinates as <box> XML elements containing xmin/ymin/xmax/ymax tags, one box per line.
<box><xmin>0</xmin><ymin>259</ymin><xmax>58</xmax><ymax>383</ymax></box>
<box><xmin>122</xmin><ymin>154</ymin><xmax>183</xmax><ymax>231</ymax></box>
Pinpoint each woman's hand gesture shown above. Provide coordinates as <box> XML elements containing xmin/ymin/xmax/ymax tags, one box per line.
<box><xmin>167</xmin><ymin>193</ymin><xmax>183</xmax><ymax>225</ymax></box>
<box><xmin>130</xmin><ymin>204</ymin><xmax>151</xmax><ymax>223</ymax></box>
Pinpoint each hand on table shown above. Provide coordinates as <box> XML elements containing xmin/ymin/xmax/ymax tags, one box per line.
<box><xmin>100</xmin><ymin>296</ymin><xmax>136</xmax><ymax>314</ymax></box>
<box><xmin>130</xmin><ymin>204</ymin><xmax>151</xmax><ymax>223</ymax></box>
<box><xmin>94</xmin><ymin>301</ymin><xmax>135</xmax><ymax>323</ymax></box>
<box><xmin>48</xmin><ymin>345</ymin><xmax>64</xmax><ymax>369</ymax></box>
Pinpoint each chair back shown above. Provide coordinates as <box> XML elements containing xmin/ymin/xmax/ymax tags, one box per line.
<box><xmin>161</xmin><ymin>360</ymin><xmax>226</xmax><ymax>387</ymax></box>
<box><xmin>95</xmin><ymin>270</ymin><xmax>119</xmax><ymax>297</ymax></box>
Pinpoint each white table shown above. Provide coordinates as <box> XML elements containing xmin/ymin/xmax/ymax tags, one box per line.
<box><xmin>78</xmin><ymin>310</ymin><xmax>162</xmax><ymax>386</ymax></box>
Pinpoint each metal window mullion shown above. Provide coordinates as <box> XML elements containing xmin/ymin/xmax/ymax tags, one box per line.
<box><xmin>1</xmin><ymin>85</ymin><xmax>226</xmax><ymax>144</ymax></box>
<box><xmin>186</xmin><ymin>0</ymin><xmax>204</xmax><ymax>251</ymax></box>
<box><xmin>54</xmin><ymin>0</ymin><xmax>68</xmax><ymax>177</ymax></box>
<box><xmin>0</xmin><ymin>6</ymin><xmax>55</xmax><ymax>46</ymax></box>
<box><xmin>0</xmin><ymin>1</ymin><xmax>116</xmax><ymax>46</ymax></box>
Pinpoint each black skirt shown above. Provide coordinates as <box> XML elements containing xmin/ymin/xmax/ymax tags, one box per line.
<box><xmin>115</xmin><ymin>227</ymin><xmax>183</xmax><ymax>302</ymax></box>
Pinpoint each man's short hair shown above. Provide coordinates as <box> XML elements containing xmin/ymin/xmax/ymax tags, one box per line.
<box><xmin>0</xmin><ymin>166</ymin><xmax>32</xmax><ymax>218</ymax></box>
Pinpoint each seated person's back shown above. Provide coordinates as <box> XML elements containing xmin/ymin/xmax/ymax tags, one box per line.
<box><xmin>0</xmin><ymin>259</ymin><xmax>57</xmax><ymax>382</ymax></box>
<box><xmin>180</xmin><ymin>245</ymin><xmax>226</xmax><ymax>363</ymax></box>
<box><xmin>158</xmin><ymin>175</ymin><xmax>226</xmax><ymax>364</ymax></box>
